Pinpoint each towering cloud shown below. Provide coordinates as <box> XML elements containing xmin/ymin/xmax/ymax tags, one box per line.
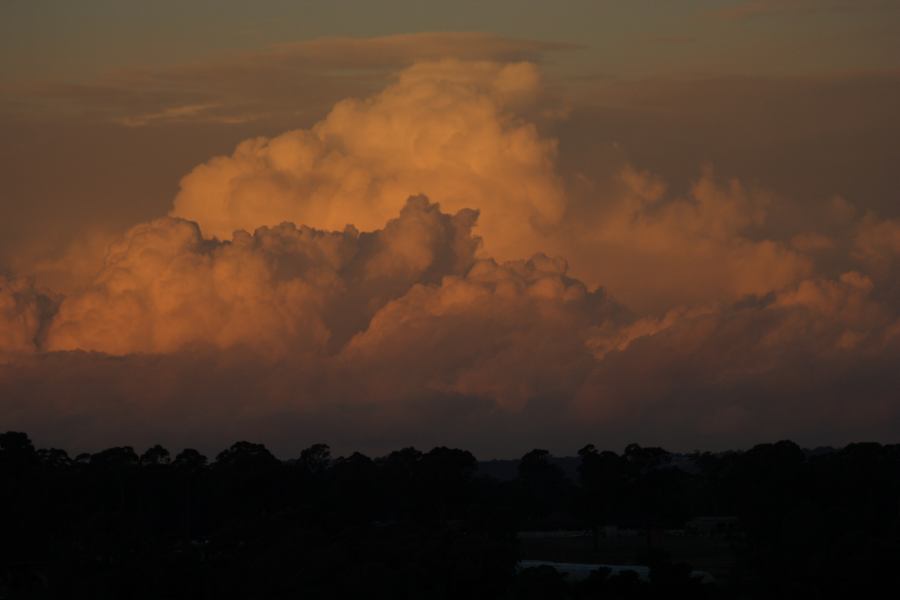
<box><xmin>170</xmin><ymin>60</ymin><xmax>820</xmax><ymax>311</ymax></box>
<box><xmin>2</xmin><ymin>58</ymin><xmax>900</xmax><ymax>455</ymax></box>
<box><xmin>172</xmin><ymin>60</ymin><xmax>564</xmax><ymax>262</ymax></box>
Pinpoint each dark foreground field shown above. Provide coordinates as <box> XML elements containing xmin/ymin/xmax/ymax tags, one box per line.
<box><xmin>2</xmin><ymin>432</ymin><xmax>899</xmax><ymax>599</ymax></box>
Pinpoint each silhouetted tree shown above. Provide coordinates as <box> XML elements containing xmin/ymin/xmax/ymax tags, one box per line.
<box><xmin>139</xmin><ymin>444</ymin><xmax>170</xmax><ymax>466</ymax></box>
<box><xmin>518</xmin><ymin>449</ymin><xmax>572</xmax><ymax>527</ymax></box>
<box><xmin>0</xmin><ymin>431</ymin><xmax>37</xmax><ymax>465</ymax></box>
<box><xmin>298</xmin><ymin>442</ymin><xmax>331</xmax><ymax>476</ymax></box>
<box><xmin>214</xmin><ymin>441</ymin><xmax>278</xmax><ymax>471</ymax></box>
<box><xmin>173</xmin><ymin>448</ymin><xmax>207</xmax><ymax>470</ymax></box>
<box><xmin>577</xmin><ymin>444</ymin><xmax>625</xmax><ymax>549</ymax></box>
<box><xmin>418</xmin><ymin>447</ymin><xmax>477</xmax><ymax>523</ymax></box>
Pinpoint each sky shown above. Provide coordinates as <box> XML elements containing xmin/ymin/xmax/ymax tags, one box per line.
<box><xmin>1</xmin><ymin>1</ymin><xmax>900</xmax><ymax>458</ymax></box>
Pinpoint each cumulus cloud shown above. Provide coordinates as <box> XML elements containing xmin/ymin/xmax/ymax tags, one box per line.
<box><xmin>171</xmin><ymin>60</ymin><xmax>821</xmax><ymax>311</ymax></box>
<box><xmin>171</xmin><ymin>60</ymin><xmax>564</xmax><ymax>261</ymax></box>
<box><xmin>5</xmin><ymin>192</ymin><xmax>900</xmax><ymax>454</ymax></box>
<box><xmin>41</xmin><ymin>194</ymin><xmax>623</xmax><ymax>413</ymax></box>
<box><xmin>558</xmin><ymin>166</ymin><xmax>813</xmax><ymax>312</ymax></box>
<box><xmin>46</xmin><ymin>196</ymin><xmax>480</xmax><ymax>356</ymax></box>
<box><xmin>4</xmin><ymin>57</ymin><xmax>900</xmax><ymax>455</ymax></box>
<box><xmin>573</xmin><ymin>271</ymin><xmax>900</xmax><ymax>444</ymax></box>
<box><xmin>0</xmin><ymin>197</ymin><xmax>629</xmax><ymax>453</ymax></box>
<box><xmin>339</xmin><ymin>251</ymin><xmax>622</xmax><ymax>411</ymax></box>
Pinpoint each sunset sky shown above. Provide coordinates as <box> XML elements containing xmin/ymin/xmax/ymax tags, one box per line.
<box><xmin>2</xmin><ymin>1</ymin><xmax>900</xmax><ymax>457</ymax></box>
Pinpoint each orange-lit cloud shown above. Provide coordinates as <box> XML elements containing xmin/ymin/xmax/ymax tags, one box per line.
<box><xmin>5</xmin><ymin>189</ymin><xmax>900</xmax><ymax>454</ymax></box>
<box><xmin>3</xmin><ymin>57</ymin><xmax>900</xmax><ymax>455</ymax></box>
<box><xmin>556</xmin><ymin>166</ymin><xmax>812</xmax><ymax>312</ymax></box>
<box><xmin>46</xmin><ymin>197</ymin><xmax>480</xmax><ymax>356</ymax></box>
<box><xmin>170</xmin><ymin>60</ymin><xmax>821</xmax><ymax>311</ymax></box>
<box><xmin>171</xmin><ymin>60</ymin><xmax>564</xmax><ymax>261</ymax></box>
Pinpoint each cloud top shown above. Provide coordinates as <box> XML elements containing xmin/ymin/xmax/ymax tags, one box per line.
<box><xmin>171</xmin><ymin>60</ymin><xmax>563</xmax><ymax>262</ymax></box>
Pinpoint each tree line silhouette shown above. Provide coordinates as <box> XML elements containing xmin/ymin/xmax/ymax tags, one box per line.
<box><xmin>1</xmin><ymin>432</ymin><xmax>899</xmax><ymax>598</ymax></box>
